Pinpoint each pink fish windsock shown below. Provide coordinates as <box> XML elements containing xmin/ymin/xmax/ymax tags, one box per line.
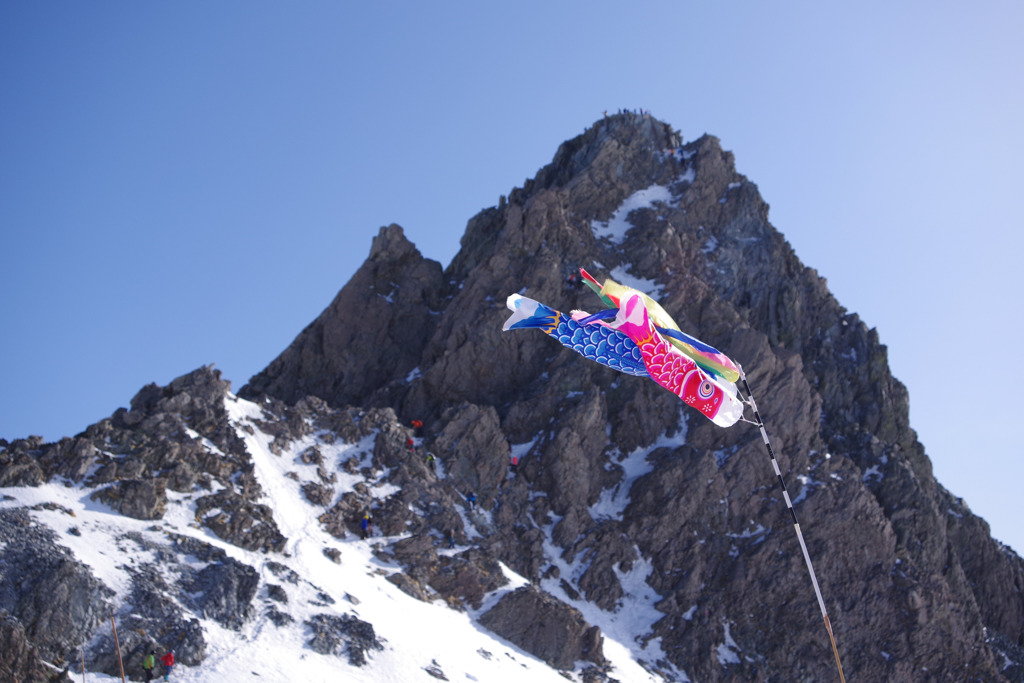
<box><xmin>579</xmin><ymin>267</ymin><xmax>740</xmax><ymax>383</ymax></box>
<box><xmin>585</xmin><ymin>292</ymin><xmax>744</xmax><ymax>427</ymax></box>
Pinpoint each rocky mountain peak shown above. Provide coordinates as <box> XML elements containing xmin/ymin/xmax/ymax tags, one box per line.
<box><xmin>240</xmin><ymin>111</ymin><xmax>1024</xmax><ymax>680</ymax></box>
<box><xmin>3</xmin><ymin>113</ymin><xmax>1024</xmax><ymax>682</ymax></box>
<box><xmin>240</xmin><ymin>223</ymin><xmax>446</xmax><ymax>408</ymax></box>
<box><xmin>368</xmin><ymin>222</ymin><xmax>419</xmax><ymax>260</ymax></box>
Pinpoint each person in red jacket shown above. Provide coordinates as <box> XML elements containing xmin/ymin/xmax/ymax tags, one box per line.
<box><xmin>161</xmin><ymin>650</ymin><xmax>175</xmax><ymax>681</ymax></box>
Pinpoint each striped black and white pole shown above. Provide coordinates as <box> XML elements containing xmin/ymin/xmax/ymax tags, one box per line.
<box><xmin>739</xmin><ymin>368</ymin><xmax>847</xmax><ymax>683</ymax></box>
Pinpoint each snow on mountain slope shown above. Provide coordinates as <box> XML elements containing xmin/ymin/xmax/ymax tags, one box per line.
<box><xmin>0</xmin><ymin>393</ymin><xmax>669</xmax><ymax>682</ymax></box>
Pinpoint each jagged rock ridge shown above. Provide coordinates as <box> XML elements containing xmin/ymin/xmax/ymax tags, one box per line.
<box><xmin>2</xmin><ymin>113</ymin><xmax>1022</xmax><ymax>683</ymax></box>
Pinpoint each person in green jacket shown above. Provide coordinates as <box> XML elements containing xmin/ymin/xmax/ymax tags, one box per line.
<box><xmin>142</xmin><ymin>651</ymin><xmax>156</xmax><ymax>682</ymax></box>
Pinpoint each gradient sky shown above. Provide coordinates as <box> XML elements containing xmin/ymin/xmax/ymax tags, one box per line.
<box><xmin>2</xmin><ymin>2</ymin><xmax>1022</xmax><ymax>552</ymax></box>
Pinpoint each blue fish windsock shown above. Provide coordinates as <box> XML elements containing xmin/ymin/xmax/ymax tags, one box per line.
<box><xmin>503</xmin><ymin>294</ymin><xmax>648</xmax><ymax>377</ymax></box>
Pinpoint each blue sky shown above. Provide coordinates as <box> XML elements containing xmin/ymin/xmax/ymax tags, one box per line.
<box><xmin>2</xmin><ymin>2</ymin><xmax>1022</xmax><ymax>552</ymax></box>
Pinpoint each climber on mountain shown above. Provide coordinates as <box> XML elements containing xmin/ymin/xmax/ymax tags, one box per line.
<box><xmin>161</xmin><ymin>650</ymin><xmax>175</xmax><ymax>681</ymax></box>
<box><xmin>466</xmin><ymin>491</ymin><xmax>477</xmax><ymax>510</ymax></box>
<box><xmin>509</xmin><ymin>456</ymin><xmax>519</xmax><ymax>475</ymax></box>
<box><xmin>142</xmin><ymin>650</ymin><xmax>156</xmax><ymax>682</ymax></box>
<box><xmin>425</xmin><ymin>451</ymin><xmax>436</xmax><ymax>472</ymax></box>
<box><xmin>361</xmin><ymin>512</ymin><xmax>372</xmax><ymax>540</ymax></box>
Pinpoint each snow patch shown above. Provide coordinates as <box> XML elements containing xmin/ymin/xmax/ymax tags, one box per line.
<box><xmin>591</xmin><ymin>413</ymin><xmax>688</xmax><ymax>520</ymax></box>
<box><xmin>591</xmin><ymin>185</ymin><xmax>673</xmax><ymax>244</ymax></box>
<box><xmin>792</xmin><ymin>475</ymin><xmax>824</xmax><ymax>506</ymax></box>
<box><xmin>716</xmin><ymin>621</ymin><xmax>742</xmax><ymax>665</ymax></box>
<box><xmin>727</xmin><ymin>522</ymin><xmax>768</xmax><ymax>544</ymax></box>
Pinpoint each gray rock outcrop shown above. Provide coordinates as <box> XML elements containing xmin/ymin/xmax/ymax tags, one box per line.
<box><xmin>0</xmin><ymin>611</ymin><xmax>50</xmax><ymax>683</ymax></box>
<box><xmin>305</xmin><ymin>613</ymin><xmax>384</xmax><ymax>666</ymax></box>
<box><xmin>0</xmin><ymin>508</ymin><xmax>113</xmax><ymax>664</ymax></box>
<box><xmin>480</xmin><ymin>586</ymin><xmax>605</xmax><ymax>670</ymax></box>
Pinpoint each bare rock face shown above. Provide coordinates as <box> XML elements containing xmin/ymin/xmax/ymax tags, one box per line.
<box><xmin>430</xmin><ymin>403</ymin><xmax>509</xmax><ymax>507</ymax></box>
<box><xmin>479</xmin><ymin>586</ymin><xmax>605</xmax><ymax>670</ymax></box>
<box><xmin>0</xmin><ymin>612</ymin><xmax>50</xmax><ymax>683</ymax></box>
<box><xmin>387</xmin><ymin>534</ymin><xmax>508</xmax><ymax>609</ymax></box>
<box><xmin>0</xmin><ymin>509</ymin><xmax>114</xmax><ymax>664</ymax></box>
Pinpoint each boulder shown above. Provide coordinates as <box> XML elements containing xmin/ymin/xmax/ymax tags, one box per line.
<box><xmin>479</xmin><ymin>586</ymin><xmax>604</xmax><ymax>669</ymax></box>
<box><xmin>305</xmin><ymin>613</ymin><xmax>383</xmax><ymax>666</ymax></box>
<box><xmin>91</xmin><ymin>478</ymin><xmax>167</xmax><ymax>520</ymax></box>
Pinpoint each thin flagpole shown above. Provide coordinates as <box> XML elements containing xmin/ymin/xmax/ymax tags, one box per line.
<box><xmin>109</xmin><ymin>615</ymin><xmax>126</xmax><ymax>683</ymax></box>
<box><xmin>738</xmin><ymin>368</ymin><xmax>847</xmax><ymax>683</ymax></box>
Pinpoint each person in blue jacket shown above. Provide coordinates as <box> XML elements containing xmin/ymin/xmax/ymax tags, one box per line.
<box><xmin>360</xmin><ymin>512</ymin><xmax>372</xmax><ymax>539</ymax></box>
